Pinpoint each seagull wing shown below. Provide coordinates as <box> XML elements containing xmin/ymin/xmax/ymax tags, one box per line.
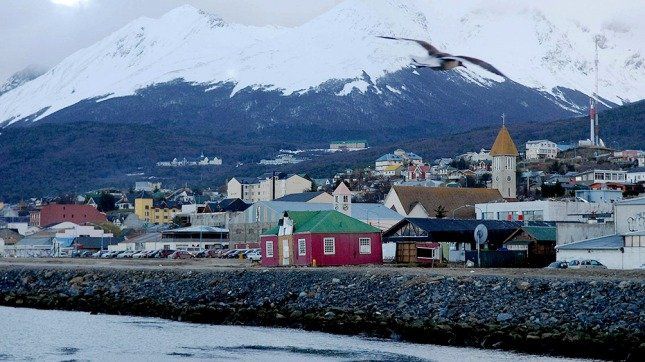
<box><xmin>377</xmin><ymin>36</ymin><xmax>446</xmax><ymax>57</ymax></box>
<box><xmin>452</xmin><ymin>55</ymin><xmax>506</xmax><ymax>78</ymax></box>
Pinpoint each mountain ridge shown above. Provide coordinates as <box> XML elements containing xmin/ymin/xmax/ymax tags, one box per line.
<box><xmin>0</xmin><ymin>0</ymin><xmax>643</xmax><ymax>127</ymax></box>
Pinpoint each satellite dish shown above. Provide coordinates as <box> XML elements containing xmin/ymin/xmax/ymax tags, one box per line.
<box><xmin>474</xmin><ymin>224</ymin><xmax>488</xmax><ymax>245</ymax></box>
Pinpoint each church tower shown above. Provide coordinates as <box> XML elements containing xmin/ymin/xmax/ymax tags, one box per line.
<box><xmin>490</xmin><ymin>117</ymin><xmax>518</xmax><ymax>199</ymax></box>
<box><xmin>332</xmin><ymin>182</ymin><xmax>352</xmax><ymax>216</ymax></box>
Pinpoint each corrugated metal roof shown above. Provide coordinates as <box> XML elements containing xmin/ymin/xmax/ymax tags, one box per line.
<box><xmin>351</xmin><ymin>203</ymin><xmax>404</xmax><ymax>222</ymax></box>
<box><xmin>556</xmin><ymin>234</ymin><xmax>623</xmax><ymax>250</ymax></box>
<box><xmin>263</xmin><ymin>210</ymin><xmax>380</xmax><ymax>235</ymax></box>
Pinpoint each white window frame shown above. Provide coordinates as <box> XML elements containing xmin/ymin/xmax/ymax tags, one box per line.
<box><xmin>359</xmin><ymin>238</ymin><xmax>371</xmax><ymax>254</ymax></box>
<box><xmin>298</xmin><ymin>238</ymin><xmax>306</xmax><ymax>256</ymax></box>
<box><xmin>266</xmin><ymin>241</ymin><xmax>274</xmax><ymax>257</ymax></box>
<box><xmin>323</xmin><ymin>237</ymin><xmax>335</xmax><ymax>255</ymax></box>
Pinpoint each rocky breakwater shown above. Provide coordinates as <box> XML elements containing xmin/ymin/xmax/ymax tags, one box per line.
<box><xmin>0</xmin><ymin>265</ymin><xmax>643</xmax><ymax>360</ymax></box>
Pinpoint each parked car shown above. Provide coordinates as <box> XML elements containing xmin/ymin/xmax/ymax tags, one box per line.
<box><xmin>101</xmin><ymin>251</ymin><xmax>120</xmax><ymax>258</ymax></box>
<box><xmin>247</xmin><ymin>250</ymin><xmax>261</xmax><ymax>262</ymax></box>
<box><xmin>117</xmin><ymin>251</ymin><xmax>136</xmax><ymax>259</ymax></box>
<box><xmin>218</xmin><ymin>249</ymin><xmax>237</xmax><ymax>258</ymax></box>
<box><xmin>545</xmin><ymin>261</ymin><xmax>568</xmax><ymax>269</ymax></box>
<box><xmin>132</xmin><ymin>251</ymin><xmax>148</xmax><ymax>259</ymax></box>
<box><xmin>92</xmin><ymin>250</ymin><xmax>108</xmax><ymax>258</ymax></box>
<box><xmin>227</xmin><ymin>249</ymin><xmax>246</xmax><ymax>259</ymax></box>
<box><xmin>155</xmin><ymin>249</ymin><xmax>176</xmax><ymax>259</ymax></box>
<box><xmin>567</xmin><ymin>259</ymin><xmax>606</xmax><ymax>269</ymax></box>
<box><xmin>168</xmin><ymin>250</ymin><xmax>194</xmax><ymax>259</ymax></box>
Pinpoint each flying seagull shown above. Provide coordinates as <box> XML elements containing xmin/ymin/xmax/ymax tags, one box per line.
<box><xmin>378</xmin><ymin>36</ymin><xmax>506</xmax><ymax>78</ymax></box>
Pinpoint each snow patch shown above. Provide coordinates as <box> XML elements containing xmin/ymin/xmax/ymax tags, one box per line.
<box><xmin>386</xmin><ymin>85</ymin><xmax>402</xmax><ymax>94</ymax></box>
<box><xmin>336</xmin><ymin>80</ymin><xmax>370</xmax><ymax>96</ymax></box>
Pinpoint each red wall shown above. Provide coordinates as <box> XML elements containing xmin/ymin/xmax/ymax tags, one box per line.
<box><xmin>39</xmin><ymin>204</ymin><xmax>107</xmax><ymax>227</ymax></box>
<box><xmin>260</xmin><ymin>232</ymin><xmax>382</xmax><ymax>267</ymax></box>
<box><xmin>309</xmin><ymin>232</ymin><xmax>382</xmax><ymax>266</ymax></box>
<box><xmin>260</xmin><ymin>235</ymin><xmax>279</xmax><ymax>267</ymax></box>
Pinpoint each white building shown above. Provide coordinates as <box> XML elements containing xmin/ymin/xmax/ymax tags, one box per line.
<box><xmin>375</xmin><ymin>149</ymin><xmax>423</xmax><ymax>172</ymax></box>
<box><xmin>627</xmin><ymin>167</ymin><xmax>645</xmax><ymax>183</ymax></box>
<box><xmin>475</xmin><ymin>200</ymin><xmax>615</xmax><ymax>222</ymax></box>
<box><xmin>259</xmin><ymin>154</ymin><xmax>305</xmax><ymax>165</ymax></box>
<box><xmin>575</xmin><ymin>169</ymin><xmax>627</xmax><ymax>184</ymax></box>
<box><xmin>525</xmin><ymin>140</ymin><xmax>558</xmax><ymax>160</ymax></box>
<box><xmin>330</xmin><ymin>140</ymin><xmax>367</xmax><ymax>150</ymax></box>
<box><xmin>135</xmin><ymin>181</ymin><xmax>162</xmax><ymax>192</ymax></box>
<box><xmin>227</xmin><ymin>174</ymin><xmax>312</xmax><ymax>203</ymax></box>
<box><xmin>555</xmin><ymin>197</ymin><xmax>645</xmax><ymax>269</ymax></box>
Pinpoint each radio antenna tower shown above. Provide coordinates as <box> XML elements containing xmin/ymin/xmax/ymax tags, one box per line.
<box><xmin>589</xmin><ymin>36</ymin><xmax>600</xmax><ymax>147</ymax></box>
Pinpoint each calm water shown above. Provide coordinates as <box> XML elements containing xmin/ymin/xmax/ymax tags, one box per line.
<box><xmin>0</xmin><ymin>307</ymin><xmax>586</xmax><ymax>361</ymax></box>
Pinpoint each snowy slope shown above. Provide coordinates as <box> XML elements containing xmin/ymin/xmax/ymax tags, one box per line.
<box><xmin>0</xmin><ymin>0</ymin><xmax>643</xmax><ymax>126</ymax></box>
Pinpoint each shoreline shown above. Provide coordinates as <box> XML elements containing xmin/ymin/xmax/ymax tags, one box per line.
<box><xmin>0</xmin><ymin>262</ymin><xmax>643</xmax><ymax>360</ymax></box>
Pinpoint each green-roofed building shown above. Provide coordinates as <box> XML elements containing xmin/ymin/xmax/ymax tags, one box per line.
<box><xmin>504</xmin><ymin>226</ymin><xmax>557</xmax><ymax>267</ymax></box>
<box><xmin>260</xmin><ymin>210</ymin><xmax>382</xmax><ymax>267</ymax></box>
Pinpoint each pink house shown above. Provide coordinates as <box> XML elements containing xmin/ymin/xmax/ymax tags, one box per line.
<box><xmin>260</xmin><ymin>210</ymin><xmax>383</xmax><ymax>267</ymax></box>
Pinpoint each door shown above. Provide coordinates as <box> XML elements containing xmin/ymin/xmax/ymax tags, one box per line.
<box><xmin>282</xmin><ymin>239</ymin><xmax>290</xmax><ymax>266</ymax></box>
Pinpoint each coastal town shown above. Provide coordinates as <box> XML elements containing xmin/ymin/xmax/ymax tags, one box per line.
<box><xmin>2</xmin><ymin>123</ymin><xmax>643</xmax><ymax>270</ymax></box>
<box><xmin>1</xmin><ymin>1</ymin><xmax>644</xmax><ymax>360</ymax></box>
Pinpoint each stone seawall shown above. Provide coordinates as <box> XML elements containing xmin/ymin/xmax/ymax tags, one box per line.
<box><xmin>0</xmin><ymin>265</ymin><xmax>643</xmax><ymax>360</ymax></box>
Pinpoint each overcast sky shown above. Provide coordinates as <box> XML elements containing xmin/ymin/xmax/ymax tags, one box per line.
<box><xmin>1</xmin><ymin>0</ymin><xmax>642</xmax><ymax>83</ymax></box>
<box><xmin>0</xmin><ymin>0</ymin><xmax>342</xmax><ymax>81</ymax></box>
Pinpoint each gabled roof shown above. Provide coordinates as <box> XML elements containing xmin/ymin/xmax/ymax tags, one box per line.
<box><xmin>490</xmin><ymin>125</ymin><xmax>519</xmax><ymax>156</ymax></box>
<box><xmin>274</xmin><ymin>192</ymin><xmax>329</xmax><ymax>203</ymax></box>
<box><xmin>263</xmin><ymin>210</ymin><xmax>380</xmax><ymax>235</ymax></box>
<box><xmin>391</xmin><ymin>186</ymin><xmax>504</xmax><ymax>218</ymax></box>
<box><xmin>522</xmin><ymin>226</ymin><xmax>556</xmax><ymax>241</ymax></box>
<box><xmin>383</xmin><ymin>218</ymin><xmax>523</xmax><ymax>243</ymax></box>
<box><xmin>555</xmin><ymin>234</ymin><xmax>623</xmax><ymax>250</ymax></box>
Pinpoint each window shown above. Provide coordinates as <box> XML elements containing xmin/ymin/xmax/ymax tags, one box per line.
<box><xmin>298</xmin><ymin>239</ymin><xmax>306</xmax><ymax>256</ymax></box>
<box><xmin>323</xmin><ymin>237</ymin><xmax>335</xmax><ymax>255</ymax></box>
<box><xmin>359</xmin><ymin>238</ymin><xmax>371</xmax><ymax>254</ymax></box>
<box><xmin>266</xmin><ymin>241</ymin><xmax>274</xmax><ymax>257</ymax></box>
<box><xmin>482</xmin><ymin>212</ymin><xmax>495</xmax><ymax>220</ymax></box>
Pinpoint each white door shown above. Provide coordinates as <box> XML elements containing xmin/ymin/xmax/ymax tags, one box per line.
<box><xmin>282</xmin><ymin>239</ymin><xmax>290</xmax><ymax>266</ymax></box>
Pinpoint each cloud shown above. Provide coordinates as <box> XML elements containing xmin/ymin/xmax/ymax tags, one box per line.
<box><xmin>0</xmin><ymin>0</ymin><xmax>342</xmax><ymax>82</ymax></box>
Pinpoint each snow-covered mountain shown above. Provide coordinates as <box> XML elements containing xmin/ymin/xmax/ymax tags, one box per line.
<box><xmin>0</xmin><ymin>0</ymin><xmax>643</xmax><ymax>127</ymax></box>
<box><xmin>0</xmin><ymin>65</ymin><xmax>46</xmax><ymax>97</ymax></box>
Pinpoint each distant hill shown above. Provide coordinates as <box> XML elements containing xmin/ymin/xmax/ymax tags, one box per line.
<box><xmin>0</xmin><ymin>100</ymin><xmax>642</xmax><ymax>201</ymax></box>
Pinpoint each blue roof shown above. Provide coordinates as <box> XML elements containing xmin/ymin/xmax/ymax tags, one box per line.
<box><xmin>54</xmin><ymin>237</ymin><xmax>76</xmax><ymax>248</ymax></box>
<box><xmin>351</xmin><ymin>203</ymin><xmax>404</xmax><ymax>221</ymax></box>
<box><xmin>407</xmin><ymin>152</ymin><xmax>422</xmax><ymax>160</ymax></box>
<box><xmin>556</xmin><ymin>234</ymin><xmax>623</xmax><ymax>250</ymax></box>
<box><xmin>376</xmin><ymin>153</ymin><xmax>403</xmax><ymax>162</ymax></box>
